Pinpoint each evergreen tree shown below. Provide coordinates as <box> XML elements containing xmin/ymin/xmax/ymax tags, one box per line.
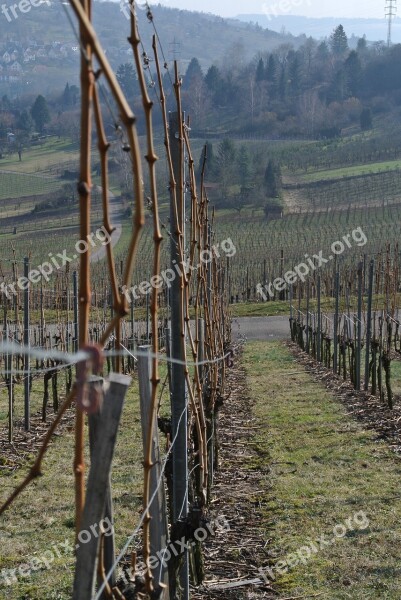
<box><xmin>316</xmin><ymin>41</ymin><xmax>330</xmax><ymax>62</ymax></box>
<box><xmin>255</xmin><ymin>57</ymin><xmax>265</xmax><ymax>82</ymax></box>
<box><xmin>330</xmin><ymin>25</ymin><xmax>349</xmax><ymax>57</ymax></box>
<box><xmin>30</xmin><ymin>95</ymin><xmax>50</xmax><ymax>133</ymax></box>
<box><xmin>278</xmin><ymin>65</ymin><xmax>287</xmax><ymax>101</ymax></box>
<box><xmin>344</xmin><ymin>50</ymin><xmax>362</xmax><ymax>96</ymax></box>
<box><xmin>69</xmin><ymin>85</ymin><xmax>79</xmax><ymax>106</ymax></box>
<box><xmin>116</xmin><ymin>63</ymin><xmax>138</xmax><ymax>99</ymax></box>
<box><xmin>264</xmin><ymin>159</ymin><xmax>281</xmax><ymax>198</ymax></box>
<box><xmin>61</xmin><ymin>83</ymin><xmax>72</xmax><ymax>108</ymax></box>
<box><xmin>16</xmin><ymin>109</ymin><xmax>33</xmax><ymax>133</ymax></box>
<box><xmin>266</xmin><ymin>54</ymin><xmax>276</xmax><ymax>82</ymax></box>
<box><xmin>204</xmin><ymin>65</ymin><xmax>223</xmax><ymax>103</ymax></box>
<box><xmin>357</xmin><ymin>36</ymin><xmax>367</xmax><ymax>53</ymax></box>
<box><xmin>184</xmin><ymin>57</ymin><xmax>203</xmax><ymax>88</ymax></box>
<box><xmin>288</xmin><ymin>53</ymin><xmax>302</xmax><ymax>97</ymax></box>
<box><xmin>205</xmin><ymin>65</ymin><xmax>220</xmax><ymax>90</ymax></box>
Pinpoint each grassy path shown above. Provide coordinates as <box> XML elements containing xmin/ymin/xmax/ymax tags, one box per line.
<box><xmin>245</xmin><ymin>341</ymin><xmax>401</xmax><ymax>600</ymax></box>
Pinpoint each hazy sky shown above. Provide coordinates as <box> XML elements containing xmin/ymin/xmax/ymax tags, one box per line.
<box><xmin>155</xmin><ymin>0</ymin><xmax>388</xmax><ymax>20</ymax></box>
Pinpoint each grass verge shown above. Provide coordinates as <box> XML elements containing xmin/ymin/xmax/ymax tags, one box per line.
<box><xmin>244</xmin><ymin>340</ymin><xmax>401</xmax><ymax>599</ymax></box>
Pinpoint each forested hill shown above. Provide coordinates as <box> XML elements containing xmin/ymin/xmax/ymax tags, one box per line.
<box><xmin>0</xmin><ymin>1</ymin><xmax>300</xmax><ymax>95</ymax></box>
<box><xmin>182</xmin><ymin>26</ymin><xmax>401</xmax><ymax>138</ymax></box>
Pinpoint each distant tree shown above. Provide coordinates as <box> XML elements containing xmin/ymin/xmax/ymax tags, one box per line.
<box><xmin>15</xmin><ymin>109</ymin><xmax>33</xmax><ymax>133</ymax></box>
<box><xmin>278</xmin><ymin>65</ymin><xmax>287</xmax><ymax>101</ymax></box>
<box><xmin>204</xmin><ymin>65</ymin><xmax>224</xmax><ymax>104</ymax></box>
<box><xmin>316</xmin><ymin>41</ymin><xmax>330</xmax><ymax>62</ymax></box>
<box><xmin>330</xmin><ymin>25</ymin><xmax>349</xmax><ymax>57</ymax></box>
<box><xmin>116</xmin><ymin>63</ymin><xmax>138</xmax><ymax>99</ymax></box>
<box><xmin>61</xmin><ymin>83</ymin><xmax>72</xmax><ymax>108</ymax></box>
<box><xmin>266</xmin><ymin>54</ymin><xmax>277</xmax><ymax>82</ymax></box>
<box><xmin>301</xmin><ymin>37</ymin><xmax>317</xmax><ymax>83</ymax></box>
<box><xmin>288</xmin><ymin>52</ymin><xmax>302</xmax><ymax>97</ymax></box>
<box><xmin>69</xmin><ymin>85</ymin><xmax>79</xmax><ymax>106</ymax></box>
<box><xmin>30</xmin><ymin>95</ymin><xmax>50</xmax><ymax>133</ymax></box>
<box><xmin>357</xmin><ymin>35</ymin><xmax>367</xmax><ymax>53</ymax></box>
<box><xmin>205</xmin><ymin>65</ymin><xmax>220</xmax><ymax>90</ymax></box>
<box><xmin>344</xmin><ymin>50</ymin><xmax>362</xmax><ymax>96</ymax></box>
<box><xmin>255</xmin><ymin>57</ymin><xmax>265</xmax><ymax>82</ymax></box>
<box><xmin>360</xmin><ymin>107</ymin><xmax>373</xmax><ymax>130</ymax></box>
<box><xmin>264</xmin><ymin>159</ymin><xmax>281</xmax><ymax>198</ymax></box>
<box><xmin>184</xmin><ymin>57</ymin><xmax>203</xmax><ymax>88</ymax></box>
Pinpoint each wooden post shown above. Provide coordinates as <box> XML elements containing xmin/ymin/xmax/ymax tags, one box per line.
<box><xmin>72</xmin><ymin>373</ymin><xmax>130</xmax><ymax>600</ymax></box>
<box><xmin>365</xmin><ymin>260</ymin><xmax>374</xmax><ymax>391</ymax></box>
<box><xmin>23</xmin><ymin>257</ymin><xmax>30</xmax><ymax>431</ymax></box>
<box><xmin>88</xmin><ymin>377</ymin><xmax>116</xmax><ymax>597</ymax></box>
<box><xmin>355</xmin><ymin>261</ymin><xmax>363</xmax><ymax>390</ymax></box>
<box><xmin>138</xmin><ymin>346</ymin><xmax>169</xmax><ymax>596</ymax></box>
<box><xmin>73</xmin><ymin>270</ymin><xmax>79</xmax><ymax>353</ymax></box>
<box><xmin>317</xmin><ymin>274</ymin><xmax>321</xmax><ymax>362</ymax></box>
<box><xmin>6</xmin><ymin>323</ymin><xmax>13</xmax><ymax>443</ymax></box>
<box><xmin>306</xmin><ymin>281</ymin><xmax>310</xmax><ymax>354</ymax></box>
<box><xmin>333</xmin><ymin>270</ymin><xmax>339</xmax><ymax>374</ymax></box>
<box><xmin>169</xmin><ymin>110</ymin><xmax>189</xmax><ymax>600</ymax></box>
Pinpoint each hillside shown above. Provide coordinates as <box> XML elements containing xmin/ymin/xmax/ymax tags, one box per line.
<box><xmin>0</xmin><ymin>2</ymin><xmax>300</xmax><ymax>95</ymax></box>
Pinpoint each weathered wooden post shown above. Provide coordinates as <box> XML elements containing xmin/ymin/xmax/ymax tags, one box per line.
<box><xmin>72</xmin><ymin>373</ymin><xmax>130</xmax><ymax>600</ymax></box>
<box><xmin>24</xmin><ymin>256</ymin><xmax>30</xmax><ymax>431</ymax></box>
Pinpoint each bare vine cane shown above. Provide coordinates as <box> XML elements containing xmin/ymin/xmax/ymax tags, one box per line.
<box><xmin>68</xmin><ymin>0</ymin><xmax>145</xmax><ymax>316</ymax></box>
<box><xmin>128</xmin><ymin>3</ymin><xmax>163</xmax><ymax>594</ymax></box>
<box><xmin>182</xmin><ymin>127</ymin><xmax>208</xmax><ymax>495</ymax></box>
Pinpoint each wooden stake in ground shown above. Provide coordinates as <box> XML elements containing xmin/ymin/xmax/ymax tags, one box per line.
<box><xmin>73</xmin><ymin>374</ymin><xmax>130</xmax><ymax>600</ymax></box>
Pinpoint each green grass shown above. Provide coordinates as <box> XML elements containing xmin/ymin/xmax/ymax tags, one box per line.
<box><xmin>0</xmin><ymin>138</ymin><xmax>79</xmax><ymax>174</ymax></box>
<box><xmin>301</xmin><ymin>159</ymin><xmax>401</xmax><ymax>182</ymax></box>
<box><xmin>244</xmin><ymin>340</ymin><xmax>401</xmax><ymax>599</ymax></box>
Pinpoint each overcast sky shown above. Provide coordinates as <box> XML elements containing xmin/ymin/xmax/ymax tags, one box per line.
<box><xmin>155</xmin><ymin>0</ymin><xmax>389</xmax><ymax>20</ymax></box>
